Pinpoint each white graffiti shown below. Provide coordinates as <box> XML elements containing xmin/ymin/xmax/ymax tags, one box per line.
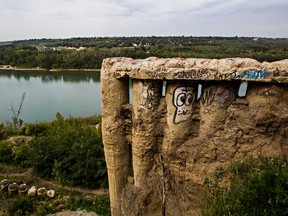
<box><xmin>173</xmin><ymin>86</ymin><xmax>196</xmax><ymax>124</ymax></box>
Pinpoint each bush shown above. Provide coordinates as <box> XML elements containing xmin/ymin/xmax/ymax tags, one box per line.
<box><xmin>29</xmin><ymin>113</ymin><xmax>107</xmax><ymax>188</ymax></box>
<box><xmin>11</xmin><ymin>142</ymin><xmax>32</xmax><ymax>168</ymax></box>
<box><xmin>67</xmin><ymin>195</ymin><xmax>110</xmax><ymax>216</ymax></box>
<box><xmin>8</xmin><ymin>195</ymin><xmax>35</xmax><ymax>215</ymax></box>
<box><xmin>23</xmin><ymin>122</ymin><xmax>50</xmax><ymax>136</ymax></box>
<box><xmin>0</xmin><ymin>141</ymin><xmax>13</xmax><ymax>163</ymax></box>
<box><xmin>0</xmin><ymin>123</ymin><xmax>8</xmax><ymax>140</ymax></box>
<box><xmin>0</xmin><ymin>139</ymin><xmax>32</xmax><ymax>168</ymax></box>
<box><xmin>202</xmin><ymin>157</ymin><xmax>288</xmax><ymax>216</ymax></box>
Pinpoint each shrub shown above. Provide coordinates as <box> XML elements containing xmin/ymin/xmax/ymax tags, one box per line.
<box><xmin>67</xmin><ymin>195</ymin><xmax>110</xmax><ymax>216</ymax></box>
<box><xmin>202</xmin><ymin>157</ymin><xmax>288</xmax><ymax>216</ymax></box>
<box><xmin>29</xmin><ymin>113</ymin><xmax>107</xmax><ymax>188</ymax></box>
<box><xmin>0</xmin><ymin>141</ymin><xmax>13</xmax><ymax>163</ymax></box>
<box><xmin>23</xmin><ymin>122</ymin><xmax>50</xmax><ymax>136</ymax></box>
<box><xmin>0</xmin><ymin>123</ymin><xmax>8</xmax><ymax>140</ymax></box>
<box><xmin>11</xmin><ymin>142</ymin><xmax>32</xmax><ymax>168</ymax></box>
<box><xmin>8</xmin><ymin>195</ymin><xmax>35</xmax><ymax>215</ymax></box>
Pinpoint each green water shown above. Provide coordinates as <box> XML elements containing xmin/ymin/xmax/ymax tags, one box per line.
<box><xmin>0</xmin><ymin>70</ymin><xmax>101</xmax><ymax>123</ymax></box>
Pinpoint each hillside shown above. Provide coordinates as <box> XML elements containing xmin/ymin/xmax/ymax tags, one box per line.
<box><xmin>0</xmin><ymin>36</ymin><xmax>287</xmax><ymax>70</ymax></box>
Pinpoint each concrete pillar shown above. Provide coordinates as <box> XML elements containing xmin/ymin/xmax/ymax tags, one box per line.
<box><xmin>199</xmin><ymin>82</ymin><xmax>237</xmax><ymax>137</ymax></box>
<box><xmin>131</xmin><ymin>80</ymin><xmax>162</xmax><ymax>187</ymax></box>
<box><xmin>101</xmin><ymin>62</ymin><xmax>130</xmax><ymax>216</ymax></box>
<box><xmin>163</xmin><ymin>81</ymin><xmax>198</xmax><ymax>154</ymax></box>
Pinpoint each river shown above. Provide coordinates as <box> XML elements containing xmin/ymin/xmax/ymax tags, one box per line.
<box><xmin>0</xmin><ymin>70</ymin><xmax>101</xmax><ymax>123</ymax></box>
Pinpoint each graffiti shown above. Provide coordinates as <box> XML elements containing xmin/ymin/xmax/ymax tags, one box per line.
<box><xmin>201</xmin><ymin>87</ymin><xmax>216</xmax><ymax>106</ymax></box>
<box><xmin>214</xmin><ymin>69</ymin><xmax>272</xmax><ymax>80</ymax></box>
<box><xmin>237</xmin><ymin>69</ymin><xmax>270</xmax><ymax>79</ymax></box>
<box><xmin>214</xmin><ymin>71</ymin><xmax>238</xmax><ymax>80</ymax></box>
<box><xmin>201</xmin><ymin>59</ymin><xmax>210</xmax><ymax>65</ymax></box>
<box><xmin>111</xmin><ymin>57</ymin><xmax>127</xmax><ymax>62</ymax></box>
<box><xmin>173</xmin><ymin>86</ymin><xmax>196</xmax><ymax>124</ymax></box>
<box><xmin>173</xmin><ymin>69</ymin><xmax>210</xmax><ymax>79</ymax></box>
<box><xmin>200</xmin><ymin>85</ymin><xmax>236</xmax><ymax>109</ymax></box>
<box><xmin>139</xmin><ymin>81</ymin><xmax>160</xmax><ymax>111</ymax></box>
<box><xmin>214</xmin><ymin>85</ymin><xmax>236</xmax><ymax>109</ymax></box>
<box><xmin>273</xmin><ymin>70</ymin><xmax>281</xmax><ymax>77</ymax></box>
<box><xmin>273</xmin><ymin>69</ymin><xmax>288</xmax><ymax>77</ymax></box>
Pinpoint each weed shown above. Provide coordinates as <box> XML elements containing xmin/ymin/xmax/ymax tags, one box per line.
<box><xmin>9</xmin><ymin>92</ymin><xmax>26</xmax><ymax>128</ymax></box>
<box><xmin>202</xmin><ymin>157</ymin><xmax>288</xmax><ymax>216</ymax></box>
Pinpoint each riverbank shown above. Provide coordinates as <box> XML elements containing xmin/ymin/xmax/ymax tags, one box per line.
<box><xmin>0</xmin><ymin>65</ymin><xmax>100</xmax><ymax>72</ymax></box>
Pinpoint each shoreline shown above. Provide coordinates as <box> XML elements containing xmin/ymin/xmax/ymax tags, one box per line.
<box><xmin>0</xmin><ymin>65</ymin><xmax>100</xmax><ymax>72</ymax></box>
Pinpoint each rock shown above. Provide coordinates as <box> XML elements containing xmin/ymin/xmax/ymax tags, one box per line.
<box><xmin>47</xmin><ymin>189</ymin><xmax>56</xmax><ymax>198</ymax></box>
<box><xmin>37</xmin><ymin>187</ymin><xmax>47</xmax><ymax>196</ymax></box>
<box><xmin>0</xmin><ymin>179</ymin><xmax>10</xmax><ymax>191</ymax></box>
<box><xmin>48</xmin><ymin>209</ymin><xmax>98</xmax><ymax>216</ymax></box>
<box><xmin>8</xmin><ymin>182</ymin><xmax>18</xmax><ymax>193</ymax></box>
<box><xmin>18</xmin><ymin>183</ymin><xmax>28</xmax><ymax>194</ymax></box>
<box><xmin>57</xmin><ymin>204</ymin><xmax>65</xmax><ymax>210</ymax></box>
<box><xmin>28</xmin><ymin>186</ymin><xmax>37</xmax><ymax>196</ymax></box>
<box><xmin>102</xmin><ymin>57</ymin><xmax>288</xmax><ymax>215</ymax></box>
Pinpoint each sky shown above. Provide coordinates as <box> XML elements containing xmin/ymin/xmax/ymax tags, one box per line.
<box><xmin>0</xmin><ymin>0</ymin><xmax>287</xmax><ymax>41</ymax></box>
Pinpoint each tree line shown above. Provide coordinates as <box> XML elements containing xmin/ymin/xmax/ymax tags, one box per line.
<box><xmin>0</xmin><ymin>36</ymin><xmax>287</xmax><ymax>70</ymax></box>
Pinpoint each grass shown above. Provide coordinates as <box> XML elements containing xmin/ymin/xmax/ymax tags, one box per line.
<box><xmin>0</xmin><ymin>168</ymin><xmax>110</xmax><ymax>216</ymax></box>
<box><xmin>202</xmin><ymin>157</ymin><xmax>288</xmax><ymax>216</ymax></box>
<box><xmin>0</xmin><ymin>113</ymin><xmax>109</xmax><ymax>216</ymax></box>
<box><xmin>0</xmin><ymin>164</ymin><xmax>26</xmax><ymax>174</ymax></box>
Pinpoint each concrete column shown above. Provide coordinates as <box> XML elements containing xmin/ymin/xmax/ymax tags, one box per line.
<box><xmin>132</xmin><ymin>80</ymin><xmax>162</xmax><ymax>187</ymax></box>
<box><xmin>199</xmin><ymin>82</ymin><xmax>237</xmax><ymax>137</ymax></box>
<box><xmin>163</xmin><ymin>81</ymin><xmax>198</xmax><ymax>154</ymax></box>
<box><xmin>101</xmin><ymin>62</ymin><xmax>130</xmax><ymax>216</ymax></box>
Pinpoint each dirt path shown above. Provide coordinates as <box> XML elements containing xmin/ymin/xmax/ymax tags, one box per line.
<box><xmin>0</xmin><ymin>167</ymin><xmax>108</xmax><ymax>195</ymax></box>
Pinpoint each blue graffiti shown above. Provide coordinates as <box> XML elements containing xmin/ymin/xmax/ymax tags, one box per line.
<box><xmin>237</xmin><ymin>69</ymin><xmax>270</xmax><ymax>79</ymax></box>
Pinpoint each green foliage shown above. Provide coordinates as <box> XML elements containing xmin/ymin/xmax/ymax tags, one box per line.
<box><xmin>11</xmin><ymin>142</ymin><xmax>32</xmax><ymax>168</ymax></box>
<box><xmin>0</xmin><ymin>123</ymin><xmax>8</xmax><ymax>140</ymax></box>
<box><xmin>0</xmin><ymin>37</ymin><xmax>287</xmax><ymax>70</ymax></box>
<box><xmin>67</xmin><ymin>195</ymin><xmax>110</xmax><ymax>216</ymax></box>
<box><xmin>1</xmin><ymin>188</ymin><xmax>110</xmax><ymax>216</ymax></box>
<box><xmin>0</xmin><ymin>114</ymin><xmax>108</xmax><ymax>215</ymax></box>
<box><xmin>0</xmin><ymin>125</ymin><xmax>23</xmax><ymax>140</ymax></box>
<box><xmin>29</xmin><ymin>113</ymin><xmax>107</xmax><ymax>188</ymax></box>
<box><xmin>23</xmin><ymin>122</ymin><xmax>50</xmax><ymax>136</ymax></box>
<box><xmin>0</xmin><ymin>141</ymin><xmax>13</xmax><ymax>163</ymax></box>
<box><xmin>0</xmin><ymin>140</ymin><xmax>31</xmax><ymax>168</ymax></box>
<box><xmin>8</xmin><ymin>195</ymin><xmax>35</xmax><ymax>215</ymax></box>
<box><xmin>202</xmin><ymin>157</ymin><xmax>288</xmax><ymax>216</ymax></box>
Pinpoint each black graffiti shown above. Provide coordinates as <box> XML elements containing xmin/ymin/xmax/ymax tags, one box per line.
<box><xmin>175</xmin><ymin>92</ymin><xmax>194</xmax><ymax>107</ymax></box>
<box><xmin>173</xmin><ymin>69</ymin><xmax>210</xmax><ymax>79</ymax></box>
<box><xmin>214</xmin><ymin>71</ymin><xmax>238</xmax><ymax>80</ymax></box>
<box><xmin>139</xmin><ymin>82</ymin><xmax>160</xmax><ymax>110</ymax></box>
<box><xmin>274</xmin><ymin>70</ymin><xmax>288</xmax><ymax>77</ymax></box>
<box><xmin>201</xmin><ymin>87</ymin><xmax>215</xmax><ymax>106</ymax></box>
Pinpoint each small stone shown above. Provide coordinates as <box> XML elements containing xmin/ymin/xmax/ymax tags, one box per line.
<box><xmin>18</xmin><ymin>183</ymin><xmax>28</xmax><ymax>194</ymax></box>
<box><xmin>47</xmin><ymin>189</ymin><xmax>56</xmax><ymax>198</ymax></box>
<box><xmin>1</xmin><ymin>179</ymin><xmax>10</xmax><ymax>190</ymax></box>
<box><xmin>57</xmin><ymin>204</ymin><xmax>65</xmax><ymax>210</ymax></box>
<box><xmin>37</xmin><ymin>187</ymin><xmax>47</xmax><ymax>196</ymax></box>
<box><xmin>8</xmin><ymin>182</ymin><xmax>18</xmax><ymax>193</ymax></box>
<box><xmin>28</xmin><ymin>186</ymin><xmax>37</xmax><ymax>196</ymax></box>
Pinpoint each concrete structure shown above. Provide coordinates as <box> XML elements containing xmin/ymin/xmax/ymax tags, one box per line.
<box><xmin>101</xmin><ymin>57</ymin><xmax>288</xmax><ymax>216</ymax></box>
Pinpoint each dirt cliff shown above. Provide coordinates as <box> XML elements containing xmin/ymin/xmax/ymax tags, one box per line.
<box><xmin>101</xmin><ymin>58</ymin><xmax>288</xmax><ymax>215</ymax></box>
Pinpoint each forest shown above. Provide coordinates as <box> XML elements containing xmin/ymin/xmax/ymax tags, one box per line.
<box><xmin>0</xmin><ymin>36</ymin><xmax>287</xmax><ymax>70</ymax></box>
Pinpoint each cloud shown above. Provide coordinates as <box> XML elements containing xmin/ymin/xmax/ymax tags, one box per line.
<box><xmin>0</xmin><ymin>0</ymin><xmax>287</xmax><ymax>40</ymax></box>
